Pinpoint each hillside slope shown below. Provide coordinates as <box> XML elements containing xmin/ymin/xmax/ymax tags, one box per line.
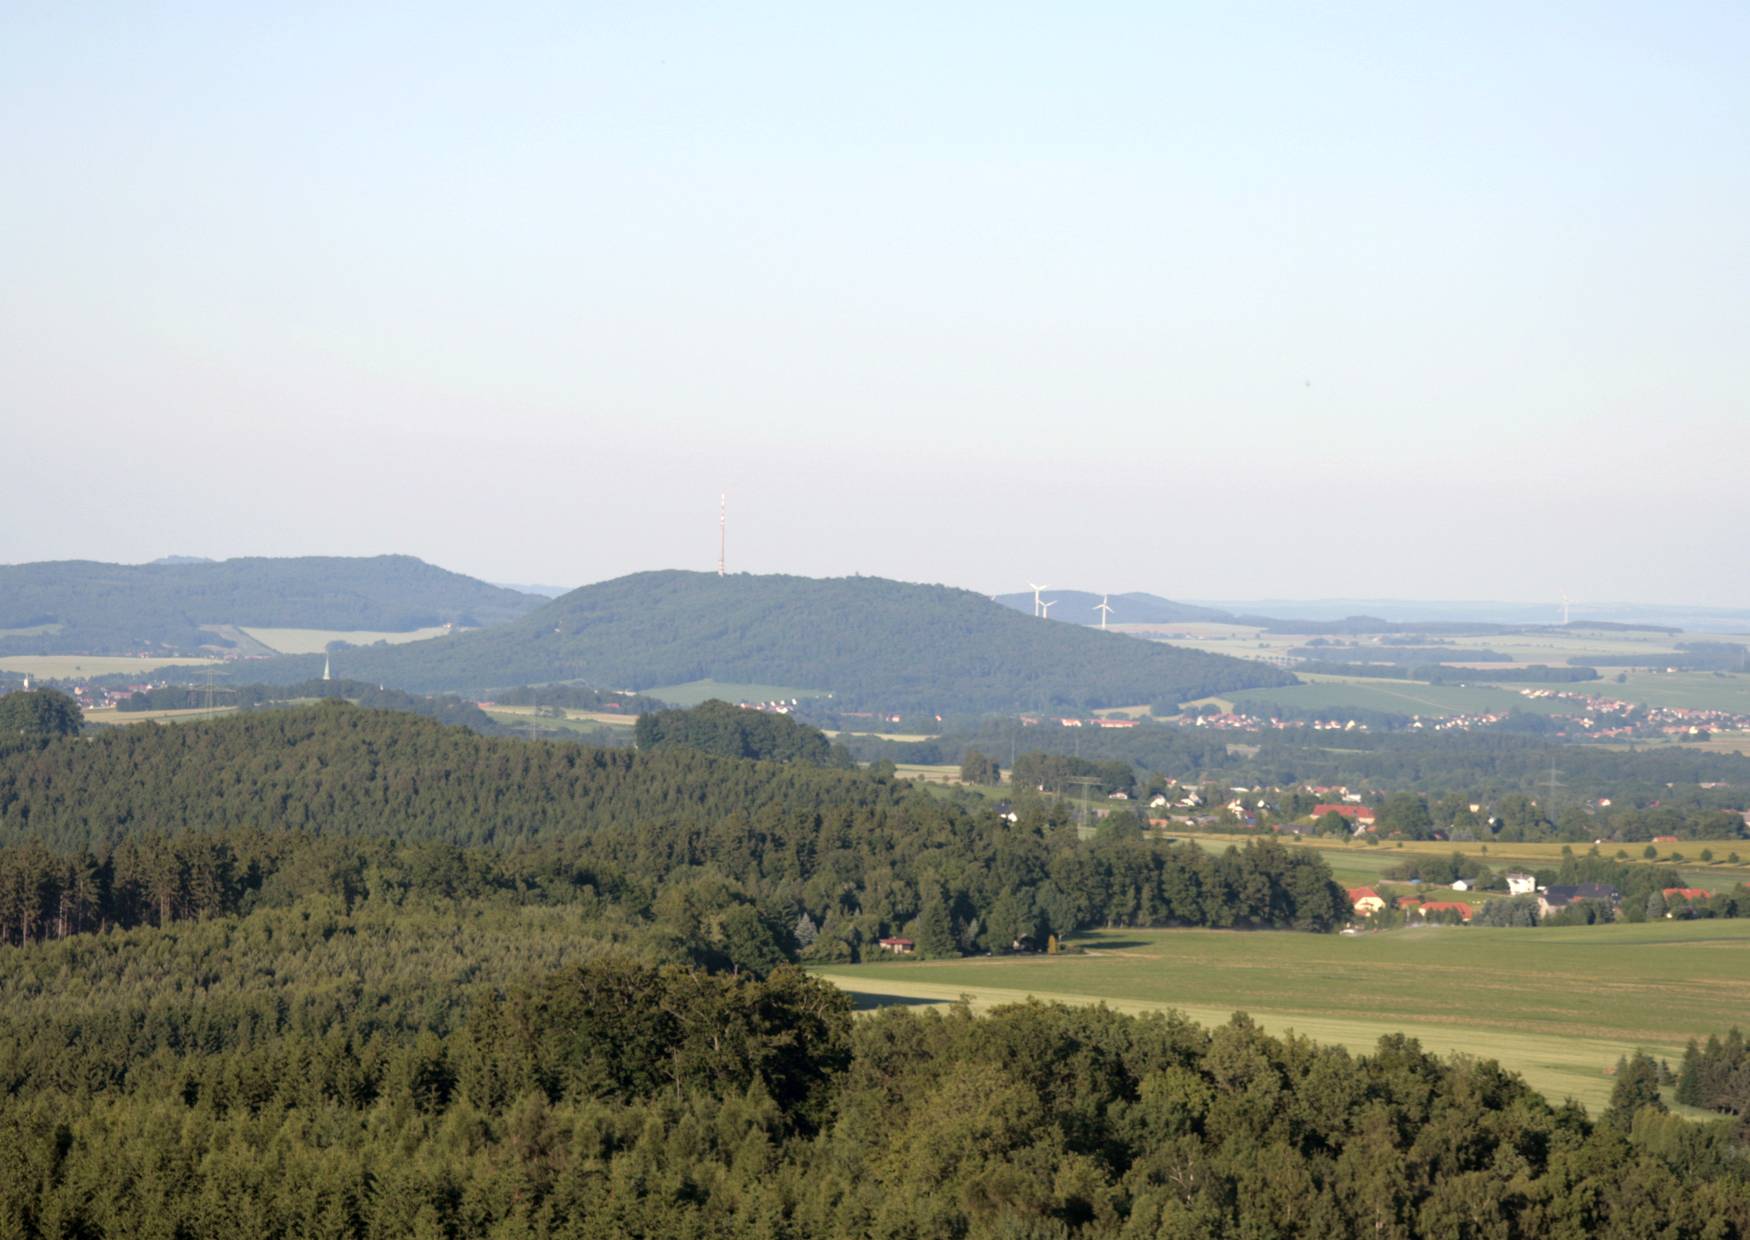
<box><xmin>243</xmin><ymin>571</ymin><xmax>1295</xmax><ymax>712</ymax></box>
<box><xmin>0</xmin><ymin>555</ymin><xmax>542</xmax><ymax>655</ymax></box>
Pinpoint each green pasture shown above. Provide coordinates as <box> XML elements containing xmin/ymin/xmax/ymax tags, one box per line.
<box><xmin>641</xmin><ymin>679</ymin><xmax>830</xmax><ymax>708</ymax></box>
<box><xmin>814</xmin><ymin>921</ymin><xmax>1750</xmax><ymax>1111</ymax></box>
<box><xmin>240</xmin><ymin>625</ymin><xmax>453</xmax><ymax>654</ymax></box>
<box><xmin>0</xmin><ymin>655</ymin><xmax>220</xmax><ymax>679</ymax></box>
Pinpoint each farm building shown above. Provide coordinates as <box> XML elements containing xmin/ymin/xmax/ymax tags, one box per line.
<box><xmin>876</xmin><ymin>937</ymin><xmax>915</xmax><ymax>955</ymax></box>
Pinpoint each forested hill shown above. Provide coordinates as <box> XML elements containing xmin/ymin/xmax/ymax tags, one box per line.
<box><xmin>993</xmin><ymin>589</ymin><xmax>1238</xmax><ymax>625</ymax></box>
<box><xmin>0</xmin><ymin>555</ymin><xmax>543</xmax><ymax>655</ymax></box>
<box><xmin>0</xmin><ymin>703</ymin><xmax>1349</xmax><ymax>945</ymax></box>
<box><xmin>241</xmin><ymin>571</ymin><xmax>1295</xmax><ymax>712</ymax></box>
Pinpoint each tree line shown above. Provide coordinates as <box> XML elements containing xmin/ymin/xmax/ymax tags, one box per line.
<box><xmin>1676</xmin><ymin>1029</ymin><xmax>1750</xmax><ymax>1120</ymax></box>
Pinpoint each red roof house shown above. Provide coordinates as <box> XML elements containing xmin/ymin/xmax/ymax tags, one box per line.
<box><xmin>1347</xmin><ymin>886</ymin><xmax>1387</xmax><ymax>915</ymax></box>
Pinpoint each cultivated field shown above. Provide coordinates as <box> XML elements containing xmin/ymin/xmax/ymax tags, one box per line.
<box><xmin>0</xmin><ymin>655</ymin><xmax>219</xmax><ymax>679</ymax></box>
<box><xmin>641</xmin><ymin>679</ymin><xmax>829</xmax><ymax>707</ymax></box>
<box><xmin>240</xmin><ymin>625</ymin><xmax>453</xmax><ymax>654</ymax></box>
<box><xmin>813</xmin><ymin>921</ymin><xmax>1750</xmax><ymax>1111</ymax></box>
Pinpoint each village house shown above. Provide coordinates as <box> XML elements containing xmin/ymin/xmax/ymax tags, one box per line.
<box><xmin>876</xmin><ymin>937</ymin><xmax>915</xmax><ymax>955</ymax></box>
<box><xmin>1538</xmin><ymin>884</ymin><xmax>1620</xmax><ymax>919</ymax></box>
<box><xmin>1417</xmin><ymin>900</ymin><xmax>1474</xmax><ymax>923</ymax></box>
<box><xmin>1347</xmin><ymin>887</ymin><xmax>1387</xmax><ymax>916</ymax></box>
<box><xmin>1505</xmin><ymin>871</ymin><xmax>1537</xmax><ymax>896</ymax></box>
<box><xmin>1313</xmin><ymin>803</ymin><xmax>1377</xmax><ymax>825</ymax></box>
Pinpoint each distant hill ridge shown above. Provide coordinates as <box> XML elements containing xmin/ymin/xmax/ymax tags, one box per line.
<box><xmin>0</xmin><ymin>555</ymin><xmax>544</xmax><ymax>655</ymax></box>
<box><xmin>241</xmin><ymin>570</ymin><xmax>1295</xmax><ymax>714</ymax></box>
<box><xmin>992</xmin><ymin>590</ymin><xmax>1237</xmax><ymax>626</ymax></box>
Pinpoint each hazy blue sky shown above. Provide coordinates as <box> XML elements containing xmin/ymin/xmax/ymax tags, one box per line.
<box><xmin>3</xmin><ymin>3</ymin><xmax>1746</xmax><ymax>604</ymax></box>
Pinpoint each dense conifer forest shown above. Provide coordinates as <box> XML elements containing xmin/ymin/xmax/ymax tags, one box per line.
<box><xmin>0</xmin><ymin>704</ymin><xmax>1347</xmax><ymax>953</ymax></box>
<box><xmin>237</xmin><ymin>571</ymin><xmax>1295</xmax><ymax>712</ymax></box>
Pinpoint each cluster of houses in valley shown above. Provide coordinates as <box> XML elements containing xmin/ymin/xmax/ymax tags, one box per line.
<box><xmin>1345</xmin><ymin>876</ymin><xmax>1723</xmax><ymax>928</ymax></box>
<box><xmin>1515</xmin><ymin>688</ymin><xmax>1750</xmax><ymax>739</ymax></box>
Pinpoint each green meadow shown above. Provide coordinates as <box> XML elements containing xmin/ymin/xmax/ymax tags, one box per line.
<box><xmin>813</xmin><ymin>921</ymin><xmax>1750</xmax><ymax>1111</ymax></box>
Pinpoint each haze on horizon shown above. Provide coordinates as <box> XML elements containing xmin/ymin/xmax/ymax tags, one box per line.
<box><xmin>3</xmin><ymin>3</ymin><xmax>1746</xmax><ymax>607</ymax></box>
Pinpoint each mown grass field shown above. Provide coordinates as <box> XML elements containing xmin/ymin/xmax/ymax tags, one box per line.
<box><xmin>239</xmin><ymin>625</ymin><xmax>454</xmax><ymax>654</ymax></box>
<box><xmin>641</xmin><ymin>679</ymin><xmax>829</xmax><ymax>707</ymax></box>
<box><xmin>0</xmin><ymin>655</ymin><xmax>219</xmax><ymax>679</ymax></box>
<box><xmin>813</xmin><ymin>921</ymin><xmax>1750</xmax><ymax>1111</ymax></box>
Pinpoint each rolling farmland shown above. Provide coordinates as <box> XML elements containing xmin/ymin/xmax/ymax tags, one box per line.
<box><xmin>814</xmin><ymin>920</ymin><xmax>1750</xmax><ymax>1111</ymax></box>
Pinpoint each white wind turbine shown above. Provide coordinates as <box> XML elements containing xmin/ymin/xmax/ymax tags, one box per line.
<box><xmin>1094</xmin><ymin>595</ymin><xmax>1113</xmax><ymax>630</ymax></box>
<box><xmin>1040</xmin><ymin>597</ymin><xmax>1057</xmax><ymax>621</ymax></box>
<box><xmin>1028</xmin><ymin>582</ymin><xmax>1049</xmax><ymax>618</ymax></box>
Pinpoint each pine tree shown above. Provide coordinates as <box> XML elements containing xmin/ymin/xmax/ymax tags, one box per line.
<box><xmin>1675</xmin><ymin>1041</ymin><xmax>1700</xmax><ymax>1106</ymax></box>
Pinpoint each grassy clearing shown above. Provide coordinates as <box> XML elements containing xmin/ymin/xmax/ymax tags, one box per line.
<box><xmin>640</xmin><ymin>680</ymin><xmax>830</xmax><ymax>707</ymax></box>
<box><xmin>813</xmin><ymin>921</ymin><xmax>1750</xmax><ymax>1110</ymax></box>
<box><xmin>0</xmin><ymin>655</ymin><xmax>220</xmax><ymax>679</ymax></box>
<box><xmin>482</xmin><ymin>704</ymin><xmax>637</xmax><ymax>727</ymax></box>
<box><xmin>893</xmin><ymin>762</ymin><xmax>962</xmax><ymax>785</ymax></box>
<box><xmin>81</xmin><ymin>706</ymin><xmax>238</xmax><ymax>726</ymax></box>
<box><xmin>240</xmin><ymin>625</ymin><xmax>453</xmax><ymax>654</ymax></box>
